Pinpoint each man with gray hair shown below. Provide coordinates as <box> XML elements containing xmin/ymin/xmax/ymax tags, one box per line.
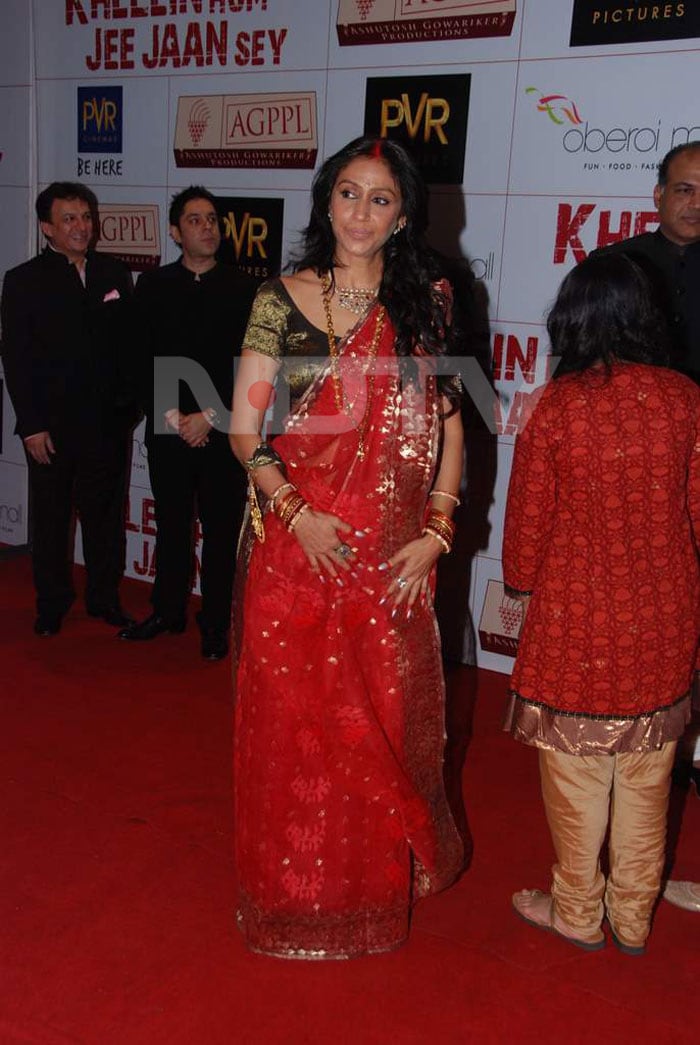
<box><xmin>590</xmin><ymin>141</ymin><xmax>700</xmax><ymax>379</ymax></box>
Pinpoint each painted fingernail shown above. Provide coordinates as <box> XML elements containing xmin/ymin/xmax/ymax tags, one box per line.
<box><xmin>354</xmin><ymin>529</ymin><xmax>367</xmax><ymax>538</ymax></box>
<box><xmin>318</xmin><ymin>574</ymin><xmax>326</xmax><ymax>583</ymax></box>
<box><xmin>391</xmin><ymin>607</ymin><xmax>398</xmax><ymax>620</ymax></box>
<box><xmin>377</xmin><ymin>562</ymin><xmax>389</xmax><ymax>572</ymax></box>
<box><xmin>335</xmin><ymin>577</ymin><xmax>345</xmax><ymax>588</ymax></box>
<box><xmin>350</xmin><ymin>571</ymin><xmax>360</xmax><ymax>581</ymax></box>
<box><xmin>378</xmin><ymin>596</ymin><xmax>388</xmax><ymax>606</ymax></box>
<box><xmin>407</xmin><ymin>608</ymin><xmax>413</xmax><ymax>620</ymax></box>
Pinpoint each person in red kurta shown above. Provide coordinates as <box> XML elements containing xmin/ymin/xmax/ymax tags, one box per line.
<box><xmin>503</xmin><ymin>252</ymin><xmax>700</xmax><ymax>955</ymax></box>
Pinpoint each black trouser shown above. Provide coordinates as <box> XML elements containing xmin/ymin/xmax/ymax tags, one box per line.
<box><xmin>28</xmin><ymin>434</ymin><xmax>130</xmax><ymax>617</ymax></box>
<box><xmin>146</xmin><ymin>430</ymin><xmax>246</xmax><ymax>631</ymax></box>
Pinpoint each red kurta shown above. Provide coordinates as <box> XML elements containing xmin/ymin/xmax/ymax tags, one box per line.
<box><xmin>503</xmin><ymin>363</ymin><xmax>700</xmax><ymax>721</ymax></box>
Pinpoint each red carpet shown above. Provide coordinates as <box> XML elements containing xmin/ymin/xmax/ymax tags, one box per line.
<box><xmin>1</xmin><ymin>553</ymin><xmax>698</xmax><ymax>1044</ymax></box>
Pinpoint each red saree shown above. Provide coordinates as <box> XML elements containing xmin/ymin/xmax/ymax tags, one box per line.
<box><xmin>234</xmin><ymin>299</ymin><xmax>463</xmax><ymax>959</ymax></box>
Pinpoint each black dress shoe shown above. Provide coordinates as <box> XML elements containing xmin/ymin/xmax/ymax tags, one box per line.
<box><xmin>118</xmin><ymin>613</ymin><xmax>186</xmax><ymax>641</ymax></box>
<box><xmin>88</xmin><ymin>605</ymin><xmax>136</xmax><ymax>628</ymax></box>
<box><xmin>200</xmin><ymin>629</ymin><xmax>229</xmax><ymax>661</ymax></box>
<box><xmin>34</xmin><ymin>613</ymin><xmax>62</xmax><ymax>636</ymax></box>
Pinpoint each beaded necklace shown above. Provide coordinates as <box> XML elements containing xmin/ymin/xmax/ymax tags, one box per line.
<box><xmin>320</xmin><ymin>271</ymin><xmax>384</xmax><ymax>461</ymax></box>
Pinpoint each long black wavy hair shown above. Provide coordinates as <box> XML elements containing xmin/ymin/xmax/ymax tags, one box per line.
<box><xmin>549</xmin><ymin>251</ymin><xmax>670</xmax><ymax>379</ymax></box>
<box><xmin>291</xmin><ymin>135</ymin><xmax>463</xmax><ymax>402</ymax></box>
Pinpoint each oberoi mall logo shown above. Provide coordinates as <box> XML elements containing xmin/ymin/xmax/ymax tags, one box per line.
<box><xmin>525</xmin><ymin>87</ymin><xmax>583</xmax><ymax>127</ymax></box>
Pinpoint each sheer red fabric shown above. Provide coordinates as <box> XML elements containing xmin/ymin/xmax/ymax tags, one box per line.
<box><xmin>234</xmin><ymin>302</ymin><xmax>463</xmax><ymax>959</ymax></box>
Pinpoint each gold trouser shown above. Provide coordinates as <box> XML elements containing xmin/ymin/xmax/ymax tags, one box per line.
<box><xmin>538</xmin><ymin>741</ymin><xmax>676</xmax><ymax>947</ymax></box>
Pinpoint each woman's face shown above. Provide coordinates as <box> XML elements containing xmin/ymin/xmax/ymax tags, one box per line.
<box><xmin>328</xmin><ymin>155</ymin><xmax>405</xmax><ymax>267</ymax></box>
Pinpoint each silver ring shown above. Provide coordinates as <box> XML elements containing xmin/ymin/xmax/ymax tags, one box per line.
<box><xmin>396</xmin><ymin>576</ymin><xmax>408</xmax><ymax>589</ymax></box>
<box><xmin>335</xmin><ymin>543</ymin><xmax>352</xmax><ymax>559</ymax></box>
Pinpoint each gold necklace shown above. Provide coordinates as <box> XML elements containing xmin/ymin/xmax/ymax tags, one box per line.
<box><xmin>335</xmin><ymin>284</ymin><xmax>379</xmax><ymax>316</ymax></box>
<box><xmin>320</xmin><ymin>272</ymin><xmax>384</xmax><ymax>460</ymax></box>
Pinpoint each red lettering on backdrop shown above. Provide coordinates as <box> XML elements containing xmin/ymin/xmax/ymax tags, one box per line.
<box><xmin>553</xmin><ymin>203</ymin><xmax>595</xmax><ymax>264</ymax></box>
<box><xmin>492</xmin><ymin>334</ymin><xmax>539</xmax><ymax>384</ymax></box>
<box><xmin>597</xmin><ymin>210</ymin><xmax>632</xmax><ymax>246</ymax></box>
<box><xmin>66</xmin><ymin>0</ymin><xmax>88</xmax><ymax>25</ymax></box>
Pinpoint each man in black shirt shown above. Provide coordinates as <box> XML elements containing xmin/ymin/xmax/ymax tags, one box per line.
<box><xmin>591</xmin><ymin>141</ymin><xmax>700</xmax><ymax>379</ymax></box>
<box><xmin>120</xmin><ymin>187</ymin><xmax>256</xmax><ymax>659</ymax></box>
<box><xmin>1</xmin><ymin>182</ymin><xmax>137</xmax><ymax>635</ymax></box>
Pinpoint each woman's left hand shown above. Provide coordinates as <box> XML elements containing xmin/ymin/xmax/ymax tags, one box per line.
<box><xmin>379</xmin><ymin>535</ymin><xmax>442</xmax><ymax>614</ymax></box>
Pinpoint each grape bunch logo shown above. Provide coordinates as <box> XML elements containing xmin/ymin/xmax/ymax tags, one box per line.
<box><xmin>526</xmin><ymin>86</ymin><xmax>583</xmax><ymax>127</ymax></box>
<box><xmin>498</xmin><ymin>595</ymin><xmax>523</xmax><ymax>635</ymax></box>
<box><xmin>478</xmin><ymin>579</ymin><xmax>523</xmax><ymax>657</ymax></box>
<box><xmin>354</xmin><ymin>0</ymin><xmax>377</xmax><ymax>17</ymax></box>
<box><xmin>187</xmin><ymin>99</ymin><xmax>211</xmax><ymax>147</ymax></box>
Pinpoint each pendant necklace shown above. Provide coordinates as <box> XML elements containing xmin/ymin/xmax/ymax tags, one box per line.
<box><xmin>335</xmin><ymin>283</ymin><xmax>380</xmax><ymax>316</ymax></box>
<box><xmin>320</xmin><ymin>271</ymin><xmax>384</xmax><ymax>461</ymax></box>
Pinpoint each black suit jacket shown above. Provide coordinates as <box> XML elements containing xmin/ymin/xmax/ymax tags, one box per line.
<box><xmin>134</xmin><ymin>260</ymin><xmax>257</xmax><ymax>438</ymax></box>
<box><xmin>1</xmin><ymin>247</ymin><xmax>137</xmax><ymax>441</ymax></box>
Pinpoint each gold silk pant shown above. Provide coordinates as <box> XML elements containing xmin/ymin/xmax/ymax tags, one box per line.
<box><xmin>539</xmin><ymin>741</ymin><xmax>676</xmax><ymax>948</ymax></box>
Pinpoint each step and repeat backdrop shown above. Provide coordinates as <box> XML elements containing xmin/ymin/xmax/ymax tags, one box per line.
<box><xmin>1</xmin><ymin>0</ymin><xmax>699</xmax><ymax>670</ymax></box>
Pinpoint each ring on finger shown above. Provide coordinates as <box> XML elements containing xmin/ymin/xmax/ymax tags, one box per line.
<box><xmin>396</xmin><ymin>576</ymin><xmax>408</xmax><ymax>589</ymax></box>
<box><xmin>335</xmin><ymin>543</ymin><xmax>352</xmax><ymax>560</ymax></box>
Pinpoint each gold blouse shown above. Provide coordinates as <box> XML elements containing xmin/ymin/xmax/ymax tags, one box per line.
<box><xmin>242</xmin><ymin>278</ymin><xmax>332</xmax><ymax>402</ymax></box>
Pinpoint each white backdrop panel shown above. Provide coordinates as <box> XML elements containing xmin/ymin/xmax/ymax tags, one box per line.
<box><xmin>510</xmin><ymin>51</ymin><xmax>700</xmax><ymax>197</ymax></box>
<box><xmin>329</xmin><ymin>2</ymin><xmax>523</xmax><ymax>68</ymax></box>
<box><xmin>0</xmin><ymin>0</ymin><xmax>32</xmax><ymax>85</ymax></box>
<box><xmin>0</xmin><ymin>461</ymin><xmax>28</xmax><ymax>545</ymax></box>
<box><xmin>428</xmin><ymin>191</ymin><xmax>506</xmax><ymax>318</ymax></box>
<box><xmin>37</xmin><ymin>77</ymin><xmax>170</xmax><ymax>186</ymax></box>
<box><xmin>34</xmin><ymin>0</ymin><xmax>334</xmax><ymax>80</ymax></box>
<box><xmin>165</xmin><ymin>69</ymin><xmax>331</xmax><ymax>193</ymax></box>
<box><xmin>323</xmin><ymin>61</ymin><xmax>518</xmax><ymax>196</ymax></box>
<box><xmin>0</xmin><ymin>86</ymin><xmax>32</xmax><ymax>187</ymax></box>
<box><xmin>0</xmin><ymin>187</ymin><xmax>32</xmax><ymax>288</ymax></box>
<box><xmin>497</xmin><ymin>194</ymin><xmax>661</xmax><ymax>325</ymax></box>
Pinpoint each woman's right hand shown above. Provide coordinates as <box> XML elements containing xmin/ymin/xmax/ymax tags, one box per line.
<box><xmin>290</xmin><ymin>509</ymin><xmax>357</xmax><ymax>580</ymax></box>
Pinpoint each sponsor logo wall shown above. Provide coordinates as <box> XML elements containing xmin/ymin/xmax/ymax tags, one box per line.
<box><xmin>0</xmin><ymin>0</ymin><xmax>697</xmax><ymax>669</ymax></box>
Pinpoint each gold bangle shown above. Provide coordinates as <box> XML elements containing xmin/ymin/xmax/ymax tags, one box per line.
<box><xmin>422</xmin><ymin>527</ymin><xmax>452</xmax><ymax>554</ymax></box>
<box><xmin>429</xmin><ymin>489</ymin><xmax>460</xmax><ymax>506</ymax></box>
<box><xmin>270</xmin><ymin>482</ymin><xmax>296</xmax><ymax>505</ymax></box>
<box><xmin>287</xmin><ymin>503</ymin><xmax>310</xmax><ymax>532</ymax></box>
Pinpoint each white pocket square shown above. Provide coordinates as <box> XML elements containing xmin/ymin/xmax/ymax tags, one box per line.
<box><xmin>103</xmin><ymin>288</ymin><xmax>121</xmax><ymax>302</ymax></box>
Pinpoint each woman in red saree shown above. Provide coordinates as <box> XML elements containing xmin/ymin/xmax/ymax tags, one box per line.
<box><xmin>229</xmin><ymin>137</ymin><xmax>465</xmax><ymax>959</ymax></box>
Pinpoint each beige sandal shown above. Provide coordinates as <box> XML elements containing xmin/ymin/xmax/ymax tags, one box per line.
<box><xmin>512</xmin><ymin>889</ymin><xmax>606</xmax><ymax>952</ymax></box>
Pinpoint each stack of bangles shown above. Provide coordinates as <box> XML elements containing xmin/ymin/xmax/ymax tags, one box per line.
<box><xmin>273</xmin><ymin>485</ymin><xmax>310</xmax><ymax>533</ymax></box>
<box><xmin>422</xmin><ymin>507</ymin><xmax>456</xmax><ymax>554</ymax></box>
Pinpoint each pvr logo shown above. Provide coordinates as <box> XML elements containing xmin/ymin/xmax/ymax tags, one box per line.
<box><xmin>380</xmin><ymin>93</ymin><xmax>449</xmax><ymax>144</ymax></box>
<box><xmin>82</xmin><ymin>95</ymin><xmax>117</xmax><ymax>134</ymax></box>
<box><xmin>222</xmin><ymin>211</ymin><xmax>267</xmax><ymax>260</ymax></box>
<box><xmin>78</xmin><ymin>85</ymin><xmax>122</xmax><ymax>153</ymax></box>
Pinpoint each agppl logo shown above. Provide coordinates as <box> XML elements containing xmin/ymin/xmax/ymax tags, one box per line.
<box><xmin>364</xmin><ymin>74</ymin><xmax>470</xmax><ymax>185</ymax></box>
<box><xmin>174</xmin><ymin>92</ymin><xmax>318</xmax><ymax>169</ymax></box>
<box><xmin>77</xmin><ymin>86</ymin><xmax>122</xmax><ymax>153</ymax></box>
<box><xmin>570</xmin><ymin>1</ymin><xmax>699</xmax><ymax>47</ymax></box>
<box><xmin>97</xmin><ymin>204</ymin><xmax>161</xmax><ymax>271</ymax></box>
<box><xmin>526</xmin><ymin>85</ymin><xmax>700</xmax><ymax>175</ymax></box>
<box><xmin>526</xmin><ymin>86</ymin><xmax>582</xmax><ymax>127</ymax></box>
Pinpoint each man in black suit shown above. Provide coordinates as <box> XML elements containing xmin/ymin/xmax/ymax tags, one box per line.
<box><xmin>1</xmin><ymin>182</ymin><xmax>137</xmax><ymax>635</ymax></box>
<box><xmin>119</xmin><ymin>186</ymin><xmax>256</xmax><ymax>659</ymax></box>
<box><xmin>590</xmin><ymin>141</ymin><xmax>700</xmax><ymax>379</ymax></box>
